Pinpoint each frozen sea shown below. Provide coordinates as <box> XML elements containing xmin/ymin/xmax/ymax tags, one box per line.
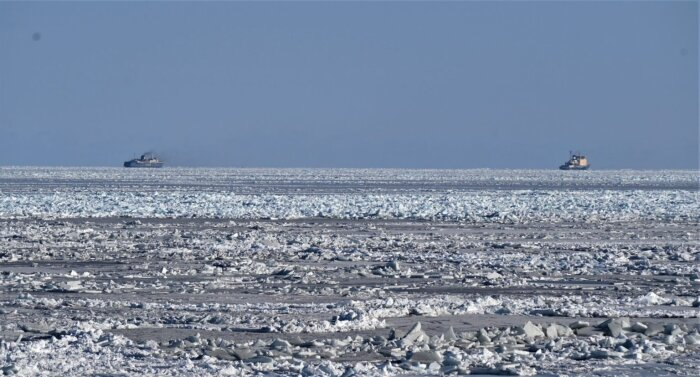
<box><xmin>0</xmin><ymin>167</ymin><xmax>697</xmax><ymax>221</ymax></box>
<box><xmin>0</xmin><ymin>168</ymin><xmax>698</xmax><ymax>376</ymax></box>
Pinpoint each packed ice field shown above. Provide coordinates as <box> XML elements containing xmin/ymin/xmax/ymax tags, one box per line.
<box><xmin>0</xmin><ymin>168</ymin><xmax>697</xmax><ymax>221</ymax></box>
<box><xmin>0</xmin><ymin>168</ymin><xmax>698</xmax><ymax>376</ymax></box>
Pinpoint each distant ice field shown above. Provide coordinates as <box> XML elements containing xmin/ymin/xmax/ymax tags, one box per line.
<box><xmin>0</xmin><ymin>168</ymin><xmax>697</xmax><ymax>221</ymax></box>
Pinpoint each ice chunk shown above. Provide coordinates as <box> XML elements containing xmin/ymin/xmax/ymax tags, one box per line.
<box><xmin>400</xmin><ymin>322</ymin><xmax>427</xmax><ymax>347</ymax></box>
<box><xmin>638</xmin><ymin>292</ymin><xmax>664</xmax><ymax>306</ymax></box>
<box><xmin>519</xmin><ymin>321</ymin><xmax>544</xmax><ymax>338</ymax></box>
<box><xmin>409</xmin><ymin>350</ymin><xmax>443</xmax><ymax>363</ymax></box>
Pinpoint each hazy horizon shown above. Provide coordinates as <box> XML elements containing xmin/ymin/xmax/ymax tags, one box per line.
<box><xmin>2</xmin><ymin>164</ymin><xmax>699</xmax><ymax>172</ymax></box>
<box><xmin>1</xmin><ymin>1</ymin><xmax>698</xmax><ymax>169</ymax></box>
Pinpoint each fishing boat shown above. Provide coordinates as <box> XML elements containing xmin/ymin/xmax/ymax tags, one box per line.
<box><xmin>559</xmin><ymin>152</ymin><xmax>589</xmax><ymax>170</ymax></box>
<box><xmin>123</xmin><ymin>153</ymin><xmax>164</xmax><ymax>168</ymax></box>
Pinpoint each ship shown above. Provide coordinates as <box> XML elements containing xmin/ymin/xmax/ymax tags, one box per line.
<box><xmin>559</xmin><ymin>152</ymin><xmax>589</xmax><ymax>170</ymax></box>
<box><xmin>123</xmin><ymin>153</ymin><xmax>164</xmax><ymax>168</ymax></box>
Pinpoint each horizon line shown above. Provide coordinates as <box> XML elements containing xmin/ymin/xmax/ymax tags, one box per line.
<box><xmin>1</xmin><ymin>165</ymin><xmax>698</xmax><ymax>172</ymax></box>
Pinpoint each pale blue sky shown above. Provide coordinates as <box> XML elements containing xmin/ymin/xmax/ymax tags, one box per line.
<box><xmin>0</xmin><ymin>1</ymin><xmax>697</xmax><ymax>168</ymax></box>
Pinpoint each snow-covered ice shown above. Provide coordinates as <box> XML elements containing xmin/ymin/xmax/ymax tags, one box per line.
<box><xmin>0</xmin><ymin>168</ymin><xmax>697</xmax><ymax>222</ymax></box>
<box><xmin>0</xmin><ymin>168</ymin><xmax>698</xmax><ymax>376</ymax></box>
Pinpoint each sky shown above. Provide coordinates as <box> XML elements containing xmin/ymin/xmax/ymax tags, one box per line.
<box><xmin>0</xmin><ymin>1</ymin><xmax>697</xmax><ymax>169</ymax></box>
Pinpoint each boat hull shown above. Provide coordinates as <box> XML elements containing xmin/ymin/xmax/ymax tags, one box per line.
<box><xmin>559</xmin><ymin>165</ymin><xmax>589</xmax><ymax>170</ymax></box>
